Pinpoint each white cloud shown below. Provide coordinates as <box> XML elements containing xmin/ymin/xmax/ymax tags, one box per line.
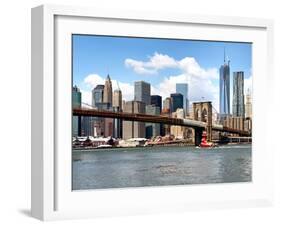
<box><xmin>125</xmin><ymin>59</ymin><xmax>157</xmax><ymax>75</ymax></box>
<box><xmin>179</xmin><ymin>57</ymin><xmax>218</xmax><ymax>80</ymax></box>
<box><xmin>125</xmin><ymin>52</ymin><xmax>178</xmax><ymax>75</ymax></box>
<box><xmin>83</xmin><ymin>74</ymin><xmax>105</xmax><ymax>89</ymax></box>
<box><xmin>148</xmin><ymin>52</ymin><xmax>178</xmax><ymax>69</ymax></box>
<box><xmin>125</xmin><ymin>52</ymin><xmax>218</xmax><ymax>78</ymax></box>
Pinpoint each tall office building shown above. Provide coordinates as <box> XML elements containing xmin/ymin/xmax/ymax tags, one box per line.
<box><xmin>170</xmin><ymin>108</ymin><xmax>188</xmax><ymax>139</ymax></box>
<box><xmin>92</xmin><ymin>85</ymin><xmax>104</xmax><ymax>107</ymax></box>
<box><xmin>162</xmin><ymin>97</ymin><xmax>172</xmax><ymax>136</ymax></box>
<box><xmin>151</xmin><ymin>95</ymin><xmax>162</xmax><ymax>111</ymax></box>
<box><xmin>112</xmin><ymin>87</ymin><xmax>122</xmax><ymax>138</ymax></box>
<box><xmin>91</xmin><ymin>85</ymin><xmax>105</xmax><ymax>137</ymax></box>
<box><xmin>245</xmin><ymin>89</ymin><xmax>252</xmax><ymax>119</ymax></box>
<box><xmin>104</xmin><ymin>118</ymin><xmax>114</xmax><ymax>137</ymax></box>
<box><xmin>92</xmin><ymin>100</ymin><xmax>109</xmax><ymax>137</ymax></box>
<box><xmin>145</xmin><ymin>105</ymin><xmax>161</xmax><ymax>139</ymax></box>
<box><xmin>113</xmin><ymin>88</ymin><xmax>122</xmax><ymax>110</ymax></box>
<box><xmin>176</xmin><ymin>83</ymin><xmax>189</xmax><ymax>115</ymax></box>
<box><xmin>170</xmin><ymin>93</ymin><xmax>183</xmax><ymax>113</ymax></box>
<box><xmin>81</xmin><ymin>117</ymin><xmax>94</xmax><ymax>136</ymax></box>
<box><xmin>134</xmin><ymin>81</ymin><xmax>151</xmax><ymax>105</ymax></box>
<box><xmin>232</xmin><ymin>71</ymin><xmax>245</xmax><ymax>117</ymax></box>
<box><xmin>163</xmin><ymin>97</ymin><xmax>172</xmax><ymax>114</ymax></box>
<box><xmin>96</xmin><ymin>102</ymin><xmax>114</xmax><ymax>138</ymax></box>
<box><xmin>219</xmin><ymin>51</ymin><xmax>230</xmax><ymax>117</ymax></box>
<box><xmin>151</xmin><ymin>95</ymin><xmax>163</xmax><ymax>136</ymax></box>
<box><xmin>113</xmin><ymin>106</ymin><xmax>122</xmax><ymax>138</ymax></box>
<box><xmin>94</xmin><ymin>75</ymin><xmax>113</xmax><ymax>137</ymax></box>
<box><xmin>223</xmin><ymin>116</ymin><xmax>245</xmax><ymax>131</ymax></box>
<box><xmin>72</xmin><ymin>85</ymin><xmax>82</xmax><ymax>137</ymax></box>
<box><xmin>123</xmin><ymin>101</ymin><xmax>145</xmax><ymax>139</ymax></box>
<box><xmin>103</xmin><ymin>74</ymin><xmax>112</xmax><ymax>106</ymax></box>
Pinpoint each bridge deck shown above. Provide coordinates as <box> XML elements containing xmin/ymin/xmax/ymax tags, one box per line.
<box><xmin>73</xmin><ymin>108</ymin><xmax>251</xmax><ymax>136</ymax></box>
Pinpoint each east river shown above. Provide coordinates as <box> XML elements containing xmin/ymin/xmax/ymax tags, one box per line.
<box><xmin>72</xmin><ymin>144</ymin><xmax>252</xmax><ymax>190</ymax></box>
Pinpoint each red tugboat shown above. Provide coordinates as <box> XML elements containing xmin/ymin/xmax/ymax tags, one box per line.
<box><xmin>199</xmin><ymin>131</ymin><xmax>214</xmax><ymax>148</ymax></box>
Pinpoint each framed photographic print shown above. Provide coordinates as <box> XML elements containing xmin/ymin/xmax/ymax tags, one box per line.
<box><xmin>31</xmin><ymin>4</ymin><xmax>274</xmax><ymax>221</ymax></box>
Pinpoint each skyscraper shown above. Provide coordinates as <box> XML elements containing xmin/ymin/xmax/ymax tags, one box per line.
<box><xmin>151</xmin><ymin>95</ymin><xmax>163</xmax><ymax>136</ymax></box>
<box><xmin>245</xmin><ymin>89</ymin><xmax>252</xmax><ymax>119</ymax></box>
<box><xmin>232</xmin><ymin>71</ymin><xmax>245</xmax><ymax>117</ymax></box>
<box><xmin>145</xmin><ymin>105</ymin><xmax>161</xmax><ymax>139</ymax></box>
<box><xmin>134</xmin><ymin>81</ymin><xmax>151</xmax><ymax>105</ymax></box>
<box><xmin>113</xmin><ymin>106</ymin><xmax>122</xmax><ymax>138</ymax></box>
<box><xmin>176</xmin><ymin>83</ymin><xmax>189</xmax><ymax>115</ymax></box>
<box><xmin>162</xmin><ymin>97</ymin><xmax>172</xmax><ymax>136</ymax></box>
<box><xmin>151</xmin><ymin>95</ymin><xmax>162</xmax><ymax>111</ymax></box>
<box><xmin>163</xmin><ymin>97</ymin><xmax>172</xmax><ymax>114</ymax></box>
<box><xmin>91</xmin><ymin>85</ymin><xmax>105</xmax><ymax>137</ymax></box>
<box><xmin>73</xmin><ymin>85</ymin><xmax>81</xmax><ymax>108</ymax></box>
<box><xmin>170</xmin><ymin>108</ymin><xmax>188</xmax><ymax>139</ymax></box>
<box><xmin>219</xmin><ymin>51</ymin><xmax>230</xmax><ymax>117</ymax></box>
<box><xmin>92</xmin><ymin>85</ymin><xmax>104</xmax><ymax>107</ymax></box>
<box><xmin>122</xmin><ymin>101</ymin><xmax>145</xmax><ymax>139</ymax></box>
<box><xmin>72</xmin><ymin>85</ymin><xmax>81</xmax><ymax>137</ymax></box>
<box><xmin>112</xmin><ymin>87</ymin><xmax>123</xmax><ymax>138</ymax></box>
<box><xmin>100</xmin><ymin>75</ymin><xmax>113</xmax><ymax>137</ymax></box>
<box><xmin>113</xmin><ymin>88</ymin><xmax>122</xmax><ymax>110</ymax></box>
<box><xmin>170</xmin><ymin>93</ymin><xmax>183</xmax><ymax>113</ymax></box>
<box><xmin>81</xmin><ymin>116</ymin><xmax>93</xmax><ymax>136</ymax></box>
<box><xmin>103</xmin><ymin>74</ymin><xmax>112</xmax><ymax>106</ymax></box>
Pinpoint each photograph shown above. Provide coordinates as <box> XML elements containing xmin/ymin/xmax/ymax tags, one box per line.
<box><xmin>71</xmin><ymin>34</ymin><xmax>252</xmax><ymax>190</ymax></box>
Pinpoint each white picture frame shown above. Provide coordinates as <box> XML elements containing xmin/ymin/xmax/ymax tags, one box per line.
<box><xmin>31</xmin><ymin>4</ymin><xmax>274</xmax><ymax>221</ymax></box>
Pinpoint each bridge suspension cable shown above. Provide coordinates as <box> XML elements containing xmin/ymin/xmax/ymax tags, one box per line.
<box><xmin>81</xmin><ymin>102</ymin><xmax>94</xmax><ymax>109</ymax></box>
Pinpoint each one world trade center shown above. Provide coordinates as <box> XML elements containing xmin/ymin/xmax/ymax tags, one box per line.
<box><xmin>219</xmin><ymin>50</ymin><xmax>230</xmax><ymax>118</ymax></box>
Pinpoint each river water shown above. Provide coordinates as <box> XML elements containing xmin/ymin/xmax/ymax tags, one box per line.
<box><xmin>72</xmin><ymin>144</ymin><xmax>251</xmax><ymax>190</ymax></box>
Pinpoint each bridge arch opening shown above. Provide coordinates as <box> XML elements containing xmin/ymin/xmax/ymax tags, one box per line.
<box><xmin>195</xmin><ymin>109</ymin><xmax>200</xmax><ymax>121</ymax></box>
<box><xmin>201</xmin><ymin>108</ymin><xmax>207</xmax><ymax>122</ymax></box>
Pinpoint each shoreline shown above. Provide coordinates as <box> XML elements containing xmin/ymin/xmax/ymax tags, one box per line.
<box><xmin>72</xmin><ymin>142</ymin><xmax>252</xmax><ymax>152</ymax></box>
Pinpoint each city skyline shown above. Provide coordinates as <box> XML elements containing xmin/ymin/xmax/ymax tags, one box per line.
<box><xmin>73</xmin><ymin>35</ymin><xmax>252</xmax><ymax>112</ymax></box>
<box><xmin>71</xmin><ymin>35</ymin><xmax>252</xmax><ymax>191</ymax></box>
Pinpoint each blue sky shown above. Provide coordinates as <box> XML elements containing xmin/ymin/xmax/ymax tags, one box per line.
<box><xmin>72</xmin><ymin>34</ymin><xmax>252</xmax><ymax>110</ymax></box>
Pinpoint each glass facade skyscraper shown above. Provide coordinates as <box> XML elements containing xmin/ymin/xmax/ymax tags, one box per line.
<box><xmin>151</xmin><ymin>95</ymin><xmax>163</xmax><ymax>135</ymax></box>
<box><xmin>176</xmin><ymin>83</ymin><xmax>189</xmax><ymax>115</ymax></box>
<box><xmin>232</xmin><ymin>71</ymin><xmax>245</xmax><ymax>117</ymax></box>
<box><xmin>92</xmin><ymin>85</ymin><xmax>104</xmax><ymax>107</ymax></box>
<box><xmin>170</xmin><ymin>93</ymin><xmax>183</xmax><ymax>113</ymax></box>
<box><xmin>150</xmin><ymin>95</ymin><xmax>162</xmax><ymax>110</ymax></box>
<box><xmin>145</xmin><ymin>105</ymin><xmax>161</xmax><ymax>139</ymax></box>
<box><xmin>219</xmin><ymin>55</ymin><xmax>230</xmax><ymax>117</ymax></box>
<box><xmin>72</xmin><ymin>85</ymin><xmax>82</xmax><ymax>137</ymax></box>
<box><xmin>134</xmin><ymin>81</ymin><xmax>151</xmax><ymax>105</ymax></box>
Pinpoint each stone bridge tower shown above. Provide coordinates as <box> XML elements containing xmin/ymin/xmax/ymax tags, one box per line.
<box><xmin>192</xmin><ymin>101</ymin><xmax>212</xmax><ymax>145</ymax></box>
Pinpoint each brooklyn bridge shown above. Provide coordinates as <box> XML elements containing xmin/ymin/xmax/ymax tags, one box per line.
<box><xmin>73</xmin><ymin>101</ymin><xmax>251</xmax><ymax>146</ymax></box>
